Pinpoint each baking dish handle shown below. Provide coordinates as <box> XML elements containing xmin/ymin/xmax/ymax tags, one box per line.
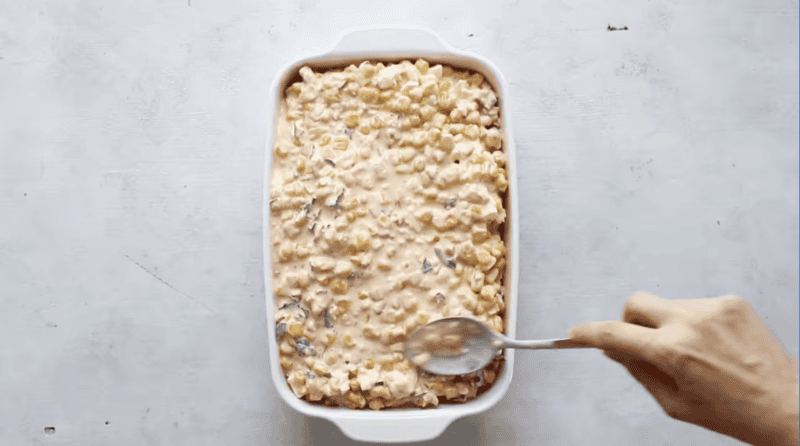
<box><xmin>332</xmin><ymin>414</ymin><xmax>457</xmax><ymax>443</ymax></box>
<box><xmin>329</xmin><ymin>26</ymin><xmax>451</xmax><ymax>55</ymax></box>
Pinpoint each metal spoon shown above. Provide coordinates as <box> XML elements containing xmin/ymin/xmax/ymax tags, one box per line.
<box><xmin>405</xmin><ymin>317</ymin><xmax>591</xmax><ymax>375</ymax></box>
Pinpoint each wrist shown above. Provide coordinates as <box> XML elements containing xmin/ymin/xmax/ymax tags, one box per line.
<box><xmin>760</xmin><ymin>373</ymin><xmax>799</xmax><ymax>446</ymax></box>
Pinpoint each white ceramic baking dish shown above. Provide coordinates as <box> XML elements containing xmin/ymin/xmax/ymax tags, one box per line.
<box><xmin>263</xmin><ymin>25</ymin><xmax>519</xmax><ymax>443</ymax></box>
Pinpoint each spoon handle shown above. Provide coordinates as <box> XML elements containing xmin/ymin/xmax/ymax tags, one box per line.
<box><xmin>499</xmin><ymin>338</ymin><xmax>593</xmax><ymax>350</ymax></box>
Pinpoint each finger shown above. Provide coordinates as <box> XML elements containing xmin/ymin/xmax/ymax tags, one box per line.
<box><xmin>623</xmin><ymin>292</ymin><xmax>683</xmax><ymax>328</ymax></box>
<box><xmin>623</xmin><ymin>357</ymin><xmax>680</xmax><ymax>395</ymax></box>
<box><xmin>568</xmin><ymin>321</ymin><xmax>658</xmax><ymax>361</ymax></box>
<box><xmin>604</xmin><ymin>349</ymin><xmax>683</xmax><ymax>413</ymax></box>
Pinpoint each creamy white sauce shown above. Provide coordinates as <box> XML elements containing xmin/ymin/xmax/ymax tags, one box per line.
<box><xmin>271</xmin><ymin>59</ymin><xmax>507</xmax><ymax>409</ymax></box>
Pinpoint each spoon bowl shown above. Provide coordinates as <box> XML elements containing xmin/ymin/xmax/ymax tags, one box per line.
<box><xmin>405</xmin><ymin>317</ymin><xmax>591</xmax><ymax>375</ymax></box>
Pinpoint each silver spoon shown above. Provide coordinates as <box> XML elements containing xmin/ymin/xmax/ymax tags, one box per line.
<box><xmin>405</xmin><ymin>317</ymin><xmax>592</xmax><ymax>375</ymax></box>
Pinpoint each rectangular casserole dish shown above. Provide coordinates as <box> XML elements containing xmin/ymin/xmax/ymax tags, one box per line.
<box><xmin>263</xmin><ymin>25</ymin><xmax>519</xmax><ymax>443</ymax></box>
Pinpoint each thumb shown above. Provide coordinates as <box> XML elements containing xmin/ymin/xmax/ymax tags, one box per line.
<box><xmin>569</xmin><ymin>321</ymin><xmax>659</xmax><ymax>361</ymax></box>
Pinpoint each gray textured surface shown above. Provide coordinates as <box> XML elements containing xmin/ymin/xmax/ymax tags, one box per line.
<box><xmin>0</xmin><ymin>0</ymin><xmax>797</xmax><ymax>445</ymax></box>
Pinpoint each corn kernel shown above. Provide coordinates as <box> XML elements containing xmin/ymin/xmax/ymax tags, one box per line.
<box><xmin>422</xmin><ymin>81</ymin><xmax>437</xmax><ymax>97</ymax></box>
<box><xmin>466</xmin><ymin>110</ymin><xmax>481</xmax><ymax>124</ymax></box>
<box><xmin>368</xmin><ymin>399</ymin><xmax>385</xmax><ymax>410</ymax></box>
<box><xmin>333</xmin><ymin>136</ymin><xmax>349</xmax><ymax>151</ymax></box>
<box><xmin>407</xmin><ymin>87</ymin><xmax>424</xmax><ymax>102</ymax></box>
<box><xmin>380</xmin><ymin>361</ymin><xmax>394</xmax><ymax>371</ymax></box>
<box><xmin>280</xmin><ymin>356</ymin><xmax>292</xmax><ymax>370</ymax></box>
<box><xmin>359</xmin><ymin>126</ymin><xmax>371</xmax><ymax>135</ymax></box>
<box><xmin>491</xmin><ymin>242</ymin><xmax>506</xmax><ymax>257</ymax></box>
<box><xmin>345</xmin><ymin>112</ymin><xmax>361</xmax><ymax>128</ymax></box>
<box><xmin>323</xmin><ymin>90</ymin><xmax>341</xmax><ymax>104</ymax></box>
<box><xmin>485</xmin><ymin>268</ymin><xmax>500</xmax><ymax>285</ymax></box>
<box><xmin>464</xmin><ymin>124</ymin><xmax>480</xmax><ymax>140</ymax></box>
<box><xmin>444</xmin><ymin>386</ymin><xmax>459</xmax><ymax>399</ymax></box>
<box><xmin>439</xmin><ymin>133</ymin><xmax>455</xmax><ymax>152</ymax></box>
<box><xmin>416</xmin><ymin>210</ymin><xmax>433</xmax><ymax>224</ymax></box>
<box><xmin>436</xmin><ymin>214</ymin><xmax>459</xmax><ymax>232</ymax></box>
<box><xmin>286</xmin><ymin>83</ymin><xmax>302</xmax><ymax>95</ymax></box>
<box><xmin>394</xmin><ymin>95</ymin><xmax>411</xmax><ymax>113</ymax></box>
<box><xmin>464</xmin><ymin>299</ymin><xmax>476</xmax><ymax>311</ymax></box>
<box><xmin>288</xmin><ymin>323</ymin><xmax>304</xmax><ymax>338</ymax></box>
<box><xmin>428</xmin><ymin>382</ymin><xmax>444</xmax><ymax>391</ymax></box>
<box><xmin>363</xmin><ymin>326</ymin><xmax>378</xmax><ymax>340</ymax></box>
<box><xmin>358</xmin><ymin>291</ymin><xmax>369</xmax><ymax>300</ymax></box>
<box><xmin>379</xmin><ymin>90</ymin><xmax>394</xmax><ymax>101</ymax></box>
<box><xmin>495</xmin><ymin>174</ymin><xmax>508</xmax><ymax>192</ymax></box>
<box><xmin>371</xmin><ymin>386</ymin><xmax>391</xmax><ymax>399</ymax></box>
<box><xmin>417</xmin><ymin>105</ymin><xmax>435</xmax><ymax>122</ymax></box>
<box><xmin>325</xmin><ymin>334</ymin><xmax>337</xmax><ymax>346</ymax></box>
<box><xmin>355</xmin><ymin>233</ymin><xmax>371</xmax><ymax>251</ymax></box>
<box><xmin>477</xmin><ymin>248</ymin><xmax>496</xmax><ymax>272</ymax></box>
<box><xmin>468</xmin><ymin>72</ymin><xmax>484</xmax><ymax>87</ymax></box>
<box><xmin>437</xmin><ymin>91</ymin><xmax>455</xmax><ymax>110</ymax></box>
<box><xmin>343</xmin><ymin>334</ymin><xmax>354</xmax><ymax>347</ymax></box>
<box><xmin>479</xmin><ymin>285</ymin><xmax>495</xmax><ymax>301</ymax></box>
<box><xmin>361</xmin><ymin>63</ymin><xmax>376</xmax><ymax>78</ymax></box>
<box><xmin>349</xmin><ymin>379</ymin><xmax>361</xmax><ymax>391</ymax></box>
<box><xmin>331</xmin><ymin>279</ymin><xmax>347</xmax><ymax>294</ymax></box>
<box><xmin>320</xmin><ymin>134</ymin><xmax>331</xmax><ymax>146</ymax></box>
<box><xmin>365</xmin><ymin>358</ymin><xmax>375</xmax><ymax>369</ymax></box>
<box><xmin>274</xmin><ymin>142</ymin><xmax>290</xmax><ymax>158</ymax></box>
<box><xmin>492</xmin><ymin>315</ymin><xmax>504</xmax><ymax>332</ymax></box>
<box><xmin>336</xmin><ymin>299</ymin><xmax>351</xmax><ymax>314</ymax></box>
<box><xmin>415</xmin><ymin>58</ymin><xmax>430</xmax><ymax>73</ymax></box>
<box><xmin>359</xmin><ymin>86</ymin><xmax>379</xmax><ymax>102</ymax></box>
<box><xmin>279</xmin><ymin>246</ymin><xmax>294</xmax><ymax>262</ymax></box>
<box><xmin>449</xmin><ymin>123</ymin><xmax>465</xmax><ymax>134</ymax></box>
<box><xmin>371</xmin><ymin>116</ymin><xmax>386</xmax><ymax>130</ymax></box>
<box><xmin>312</xmin><ymin>362</ymin><xmax>328</xmax><ymax>376</ymax></box>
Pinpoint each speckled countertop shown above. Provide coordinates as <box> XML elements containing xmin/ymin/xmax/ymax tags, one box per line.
<box><xmin>0</xmin><ymin>0</ymin><xmax>797</xmax><ymax>445</ymax></box>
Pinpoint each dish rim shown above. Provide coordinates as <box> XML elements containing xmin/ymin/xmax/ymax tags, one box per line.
<box><xmin>262</xmin><ymin>24</ymin><xmax>520</xmax><ymax>443</ymax></box>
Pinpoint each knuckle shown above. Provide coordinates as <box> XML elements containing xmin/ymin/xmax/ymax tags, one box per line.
<box><xmin>720</xmin><ymin>294</ymin><xmax>746</xmax><ymax>308</ymax></box>
<box><xmin>647</xmin><ymin>339</ymin><xmax>670</xmax><ymax>362</ymax></box>
<box><xmin>625</xmin><ymin>292</ymin><xmax>656</xmax><ymax>309</ymax></box>
<box><xmin>668</xmin><ymin>349</ymin><xmax>706</xmax><ymax>378</ymax></box>
<box><xmin>594</xmin><ymin>322</ymin><xmax>617</xmax><ymax>345</ymax></box>
<box><xmin>629</xmin><ymin>291</ymin><xmax>657</xmax><ymax>301</ymax></box>
<box><xmin>717</xmin><ymin>295</ymin><xmax>750</xmax><ymax>315</ymax></box>
<box><xmin>656</xmin><ymin>337</ymin><xmax>689</xmax><ymax>367</ymax></box>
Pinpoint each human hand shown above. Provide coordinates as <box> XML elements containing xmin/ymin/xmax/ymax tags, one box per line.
<box><xmin>569</xmin><ymin>292</ymin><xmax>799</xmax><ymax>446</ymax></box>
